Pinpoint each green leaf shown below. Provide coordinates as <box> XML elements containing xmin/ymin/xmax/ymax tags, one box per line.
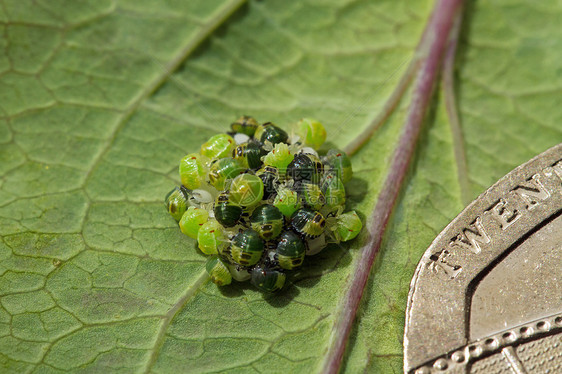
<box><xmin>0</xmin><ymin>0</ymin><xmax>560</xmax><ymax>373</ymax></box>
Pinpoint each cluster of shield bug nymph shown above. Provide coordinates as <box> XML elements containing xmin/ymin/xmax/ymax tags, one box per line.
<box><xmin>165</xmin><ymin>116</ymin><xmax>363</xmax><ymax>293</ymax></box>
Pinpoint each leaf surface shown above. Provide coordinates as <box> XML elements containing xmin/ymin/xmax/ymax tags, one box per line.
<box><xmin>0</xmin><ymin>0</ymin><xmax>560</xmax><ymax>373</ymax></box>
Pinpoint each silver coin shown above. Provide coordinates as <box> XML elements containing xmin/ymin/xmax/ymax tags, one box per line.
<box><xmin>404</xmin><ymin>143</ymin><xmax>562</xmax><ymax>374</ymax></box>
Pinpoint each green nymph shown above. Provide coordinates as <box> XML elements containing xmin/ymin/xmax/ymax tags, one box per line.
<box><xmin>165</xmin><ymin>186</ymin><xmax>189</xmax><ymax>222</ymax></box>
<box><xmin>208</xmin><ymin>157</ymin><xmax>244</xmax><ymax>190</ymax></box>
<box><xmin>200</xmin><ymin>133</ymin><xmax>235</xmax><ymax>160</ymax></box>
<box><xmin>231</xmin><ymin>115</ymin><xmax>259</xmax><ymax>136</ymax></box>
<box><xmin>229</xmin><ymin>173</ymin><xmax>264</xmax><ymax>208</ymax></box>
<box><xmin>206</xmin><ymin>256</ymin><xmax>232</xmax><ymax>286</ymax></box>
<box><xmin>179</xmin><ymin>206</ymin><xmax>209</xmax><ymax>239</ymax></box>
<box><xmin>179</xmin><ymin>153</ymin><xmax>208</xmax><ymax>189</ymax></box>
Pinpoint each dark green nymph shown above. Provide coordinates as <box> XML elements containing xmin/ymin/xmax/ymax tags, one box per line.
<box><xmin>214</xmin><ymin>191</ymin><xmax>243</xmax><ymax>227</ymax></box>
<box><xmin>250</xmin><ymin>204</ymin><xmax>284</xmax><ymax>240</ymax></box>
<box><xmin>230</xmin><ymin>229</ymin><xmax>264</xmax><ymax>266</ymax></box>
<box><xmin>256</xmin><ymin>165</ymin><xmax>280</xmax><ymax>200</ymax></box>
<box><xmin>276</xmin><ymin>230</ymin><xmax>306</xmax><ymax>270</ymax></box>
<box><xmin>251</xmin><ymin>265</ymin><xmax>286</xmax><ymax>292</ymax></box>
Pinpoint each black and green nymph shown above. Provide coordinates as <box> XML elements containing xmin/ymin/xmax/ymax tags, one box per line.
<box><xmin>290</xmin><ymin>208</ymin><xmax>326</xmax><ymax>238</ymax></box>
<box><xmin>254</xmin><ymin>122</ymin><xmax>289</xmax><ymax>145</ymax></box>
<box><xmin>232</xmin><ymin>141</ymin><xmax>265</xmax><ymax>170</ymax></box>
<box><xmin>286</xmin><ymin>152</ymin><xmax>323</xmax><ymax>185</ymax></box>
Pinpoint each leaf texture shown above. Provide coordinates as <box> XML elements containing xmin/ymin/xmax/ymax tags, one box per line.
<box><xmin>0</xmin><ymin>0</ymin><xmax>560</xmax><ymax>373</ymax></box>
